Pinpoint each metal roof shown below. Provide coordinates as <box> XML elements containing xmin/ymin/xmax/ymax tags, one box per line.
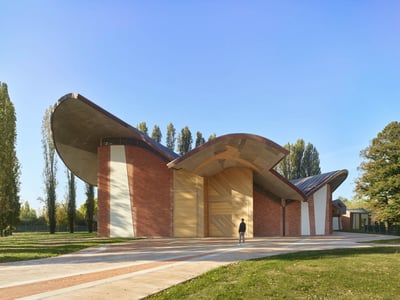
<box><xmin>290</xmin><ymin>170</ymin><xmax>349</xmax><ymax>197</ymax></box>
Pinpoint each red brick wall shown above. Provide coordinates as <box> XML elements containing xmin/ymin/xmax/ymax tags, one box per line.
<box><xmin>253</xmin><ymin>191</ymin><xmax>282</xmax><ymax>236</ymax></box>
<box><xmin>325</xmin><ymin>184</ymin><xmax>333</xmax><ymax>234</ymax></box>
<box><xmin>97</xmin><ymin>146</ymin><xmax>110</xmax><ymax>237</ymax></box>
<box><xmin>285</xmin><ymin>201</ymin><xmax>301</xmax><ymax>236</ymax></box>
<box><xmin>125</xmin><ymin>146</ymin><xmax>173</xmax><ymax>237</ymax></box>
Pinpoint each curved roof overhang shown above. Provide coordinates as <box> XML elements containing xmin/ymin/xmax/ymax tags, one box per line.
<box><xmin>167</xmin><ymin>134</ymin><xmax>307</xmax><ymax>201</ymax></box>
<box><xmin>51</xmin><ymin>93</ymin><xmax>178</xmax><ymax>186</ymax></box>
<box><xmin>291</xmin><ymin>169</ymin><xmax>349</xmax><ymax>197</ymax></box>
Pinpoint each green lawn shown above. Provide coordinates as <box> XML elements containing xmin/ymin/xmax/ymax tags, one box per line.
<box><xmin>148</xmin><ymin>240</ymin><xmax>400</xmax><ymax>300</ymax></box>
<box><xmin>0</xmin><ymin>232</ymin><xmax>132</xmax><ymax>263</ymax></box>
<box><xmin>2</xmin><ymin>233</ymin><xmax>400</xmax><ymax>299</ymax></box>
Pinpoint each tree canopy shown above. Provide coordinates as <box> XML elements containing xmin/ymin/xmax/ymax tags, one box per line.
<box><xmin>276</xmin><ymin>139</ymin><xmax>321</xmax><ymax>180</ymax></box>
<box><xmin>42</xmin><ymin>106</ymin><xmax>57</xmax><ymax>234</ymax></box>
<box><xmin>0</xmin><ymin>82</ymin><xmax>20</xmax><ymax>236</ymax></box>
<box><xmin>355</xmin><ymin>121</ymin><xmax>400</xmax><ymax>225</ymax></box>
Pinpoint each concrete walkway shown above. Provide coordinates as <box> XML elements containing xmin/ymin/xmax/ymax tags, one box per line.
<box><xmin>0</xmin><ymin>232</ymin><xmax>397</xmax><ymax>300</ymax></box>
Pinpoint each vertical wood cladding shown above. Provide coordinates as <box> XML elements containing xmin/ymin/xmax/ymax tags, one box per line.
<box><xmin>173</xmin><ymin>170</ymin><xmax>205</xmax><ymax>237</ymax></box>
<box><xmin>97</xmin><ymin>146</ymin><xmax>110</xmax><ymax>237</ymax></box>
<box><xmin>124</xmin><ymin>146</ymin><xmax>173</xmax><ymax>237</ymax></box>
<box><xmin>208</xmin><ymin>168</ymin><xmax>253</xmax><ymax>237</ymax></box>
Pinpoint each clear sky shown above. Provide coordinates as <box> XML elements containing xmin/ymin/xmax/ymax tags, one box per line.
<box><xmin>1</xmin><ymin>1</ymin><xmax>399</xmax><ymax>212</ymax></box>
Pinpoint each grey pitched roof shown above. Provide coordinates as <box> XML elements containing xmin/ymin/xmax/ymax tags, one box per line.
<box><xmin>290</xmin><ymin>170</ymin><xmax>348</xmax><ymax>197</ymax></box>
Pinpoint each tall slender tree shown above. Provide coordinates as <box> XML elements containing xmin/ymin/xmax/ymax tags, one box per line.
<box><xmin>355</xmin><ymin>121</ymin><xmax>400</xmax><ymax>225</ymax></box>
<box><xmin>208</xmin><ymin>133</ymin><xmax>217</xmax><ymax>141</ymax></box>
<box><xmin>0</xmin><ymin>82</ymin><xmax>20</xmax><ymax>236</ymax></box>
<box><xmin>136</xmin><ymin>121</ymin><xmax>148</xmax><ymax>135</ymax></box>
<box><xmin>195</xmin><ymin>131</ymin><xmax>206</xmax><ymax>147</ymax></box>
<box><xmin>42</xmin><ymin>106</ymin><xmax>57</xmax><ymax>234</ymax></box>
<box><xmin>166</xmin><ymin>123</ymin><xmax>176</xmax><ymax>151</ymax></box>
<box><xmin>177</xmin><ymin>126</ymin><xmax>193</xmax><ymax>155</ymax></box>
<box><xmin>66</xmin><ymin>169</ymin><xmax>76</xmax><ymax>233</ymax></box>
<box><xmin>85</xmin><ymin>183</ymin><xmax>95</xmax><ymax>233</ymax></box>
<box><xmin>277</xmin><ymin>139</ymin><xmax>321</xmax><ymax>180</ymax></box>
<box><xmin>151</xmin><ymin>125</ymin><xmax>162</xmax><ymax>143</ymax></box>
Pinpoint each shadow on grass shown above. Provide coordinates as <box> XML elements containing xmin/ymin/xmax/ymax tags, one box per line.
<box><xmin>253</xmin><ymin>246</ymin><xmax>400</xmax><ymax>262</ymax></box>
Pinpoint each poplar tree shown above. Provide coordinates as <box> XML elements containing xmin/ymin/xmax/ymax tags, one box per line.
<box><xmin>355</xmin><ymin>121</ymin><xmax>400</xmax><ymax>225</ymax></box>
<box><xmin>67</xmin><ymin>169</ymin><xmax>76</xmax><ymax>233</ymax></box>
<box><xmin>177</xmin><ymin>126</ymin><xmax>193</xmax><ymax>155</ymax></box>
<box><xmin>195</xmin><ymin>131</ymin><xmax>205</xmax><ymax>147</ymax></box>
<box><xmin>85</xmin><ymin>183</ymin><xmax>95</xmax><ymax>233</ymax></box>
<box><xmin>166</xmin><ymin>123</ymin><xmax>176</xmax><ymax>151</ymax></box>
<box><xmin>42</xmin><ymin>106</ymin><xmax>57</xmax><ymax>234</ymax></box>
<box><xmin>137</xmin><ymin>122</ymin><xmax>148</xmax><ymax>135</ymax></box>
<box><xmin>0</xmin><ymin>82</ymin><xmax>20</xmax><ymax>236</ymax></box>
<box><xmin>151</xmin><ymin>125</ymin><xmax>162</xmax><ymax>143</ymax></box>
<box><xmin>277</xmin><ymin>139</ymin><xmax>321</xmax><ymax>180</ymax></box>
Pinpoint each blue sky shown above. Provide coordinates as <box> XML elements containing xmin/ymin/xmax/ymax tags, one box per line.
<box><xmin>1</xmin><ymin>1</ymin><xmax>399</xmax><ymax>212</ymax></box>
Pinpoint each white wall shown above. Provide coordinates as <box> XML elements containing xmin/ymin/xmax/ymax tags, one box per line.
<box><xmin>301</xmin><ymin>201</ymin><xmax>310</xmax><ymax>235</ymax></box>
<box><xmin>109</xmin><ymin>145</ymin><xmax>135</xmax><ymax>237</ymax></box>
<box><xmin>313</xmin><ymin>185</ymin><xmax>328</xmax><ymax>235</ymax></box>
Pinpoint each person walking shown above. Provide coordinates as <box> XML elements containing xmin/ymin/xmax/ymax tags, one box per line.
<box><xmin>238</xmin><ymin>218</ymin><xmax>246</xmax><ymax>244</ymax></box>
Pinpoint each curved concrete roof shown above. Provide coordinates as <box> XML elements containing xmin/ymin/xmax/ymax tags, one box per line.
<box><xmin>51</xmin><ymin>93</ymin><xmax>178</xmax><ymax>185</ymax></box>
<box><xmin>167</xmin><ymin>134</ymin><xmax>307</xmax><ymax>201</ymax></box>
<box><xmin>51</xmin><ymin>93</ymin><xmax>346</xmax><ymax>202</ymax></box>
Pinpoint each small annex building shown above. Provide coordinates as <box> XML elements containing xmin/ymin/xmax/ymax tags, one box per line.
<box><xmin>51</xmin><ymin>93</ymin><xmax>348</xmax><ymax>238</ymax></box>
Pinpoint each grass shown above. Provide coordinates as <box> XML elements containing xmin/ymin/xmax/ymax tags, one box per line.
<box><xmin>2</xmin><ymin>233</ymin><xmax>400</xmax><ymax>299</ymax></box>
<box><xmin>148</xmin><ymin>243</ymin><xmax>400</xmax><ymax>300</ymax></box>
<box><xmin>0</xmin><ymin>232</ymin><xmax>132</xmax><ymax>263</ymax></box>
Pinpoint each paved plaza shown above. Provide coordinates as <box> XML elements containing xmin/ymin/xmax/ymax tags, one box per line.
<box><xmin>0</xmin><ymin>232</ymin><xmax>397</xmax><ymax>300</ymax></box>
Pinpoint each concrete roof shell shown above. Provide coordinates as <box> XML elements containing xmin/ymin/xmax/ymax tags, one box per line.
<box><xmin>167</xmin><ymin>134</ymin><xmax>307</xmax><ymax>201</ymax></box>
<box><xmin>51</xmin><ymin>93</ymin><xmax>345</xmax><ymax>203</ymax></box>
<box><xmin>51</xmin><ymin>93</ymin><xmax>178</xmax><ymax>186</ymax></box>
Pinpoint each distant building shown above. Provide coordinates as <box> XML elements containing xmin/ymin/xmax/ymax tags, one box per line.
<box><xmin>342</xmin><ymin>208</ymin><xmax>372</xmax><ymax>230</ymax></box>
<box><xmin>51</xmin><ymin>93</ymin><xmax>348</xmax><ymax>238</ymax></box>
<box><xmin>332</xmin><ymin>199</ymin><xmax>347</xmax><ymax>230</ymax></box>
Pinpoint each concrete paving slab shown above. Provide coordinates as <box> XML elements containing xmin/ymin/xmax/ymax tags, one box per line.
<box><xmin>0</xmin><ymin>232</ymin><xmax>398</xmax><ymax>300</ymax></box>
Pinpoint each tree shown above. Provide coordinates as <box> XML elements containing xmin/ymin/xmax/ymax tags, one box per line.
<box><xmin>84</xmin><ymin>183</ymin><xmax>95</xmax><ymax>233</ymax></box>
<box><xmin>276</xmin><ymin>139</ymin><xmax>321</xmax><ymax>180</ymax></box>
<box><xmin>195</xmin><ymin>131</ymin><xmax>206</xmax><ymax>147</ymax></box>
<box><xmin>42</xmin><ymin>106</ymin><xmax>57</xmax><ymax>234</ymax></box>
<box><xmin>177</xmin><ymin>126</ymin><xmax>193</xmax><ymax>155</ymax></box>
<box><xmin>19</xmin><ymin>201</ymin><xmax>37</xmax><ymax>225</ymax></box>
<box><xmin>66</xmin><ymin>169</ymin><xmax>76</xmax><ymax>233</ymax></box>
<box><xmin>137</xmin><ymin>122</ymin><xmax>148</xmax><ymax>135</ymax></box>
<box><xmin>166</xmin><ymin>123</ymin><xmax>176</xmax><ymax>151</ymax></box>
<box><xmin>151</xmin><ymin>125</ymin><xmax>162</xmax><ymax>143</ymax></box>
<box><xmin>208</xmin><ymin>133</ymin><xmax>217</xmax><ymax>141</ymax></box>
<box><xmin>355</xmin><ymin>121</ymin><xmax>400</xmax><ymax>225</ymax></box>
<box><xmin>0</xmin><ymin>82</ymin><xmax>20</xmax><ymax>236</ymax></box>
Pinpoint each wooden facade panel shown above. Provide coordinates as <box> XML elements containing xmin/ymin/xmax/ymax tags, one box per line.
<box><xmin>173</xmin><ymin>170</ymin><xmax>205</xmax><ymax>237</ymax></box>
<box><xmin>208</xmin><ymin>167</ymin><xmax>253</xmax><ymax>237</ymax></box>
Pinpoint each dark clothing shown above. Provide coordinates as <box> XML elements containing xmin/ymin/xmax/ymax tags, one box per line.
<box><xmin>238</xmin><ymin>220</ymin><xmax>246</xmax><ymax>244</ymax></box>
<box><xmin>239</xmin><ymin>221</ymin><xmax>246</xmax><ymax>233</ymax></box>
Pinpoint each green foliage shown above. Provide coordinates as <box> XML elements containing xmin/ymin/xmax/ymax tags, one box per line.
<box><xmin>150</xmin><ymin>246</ymin><xmax>400</xmax><ymax>300</ymax></box>
<box><xmin>19</xmin><ymin>201</ymin><xmax>37</xmax><ymax>224</ymax></box>
<box><xmin>166</xmin><ymin>123</ymin><xmax>176</xmax><ymax>151</ymax></box>
<box><xmin>276</xmin><ymin>139</ymin><xmax>321</xmax><ymax>180</ymax></box>
<box><xmin>177</xmin><ymin>126</ymin><xmax>193</xmax><ymax>155</ymax></box>
<box><xmin>151</xmin><ymin>125</ymin><xmax>162</xmax><ymax>143</ymax></box>
<box><xmin>67</xmin><ymin>170</ymin><xmax>76</xmax><ymax>233</ymax></box>
<box><xmin>0</xmin><ymin>82</ymin><xmax>20</xmax><ymax>236</ymax></box>
<box><xmin>195</xmin><ymin>131</ymin><xmax>205</xmax><ymax>147</ymax></box>
<box><xmin>0</xmin><ymin>232</ymin><xmax>132</xmax><ymax>263</ymax></box>
<box><xmin>355</xmin><ymin>121</ymin><xmax>400</xmax><ymax>225</ymax></box>
<box><xmin>42</xmin><ymin>106</ymin><xmax>57</xmax><ymax>234</ymax></box>
<box><xmin>208</xmin><ymin>133</ymin><xmax>217</xmax><ymax>141</ymax></box>
<box><xmin>137</xmin><ymin>121</ymin><xmax>148</xmax><ymax>135</ymax></box>
<box><xmin>84</xmin><ymin>183</ymin><xmax>96</xmax><ymax>233</ymax></box>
